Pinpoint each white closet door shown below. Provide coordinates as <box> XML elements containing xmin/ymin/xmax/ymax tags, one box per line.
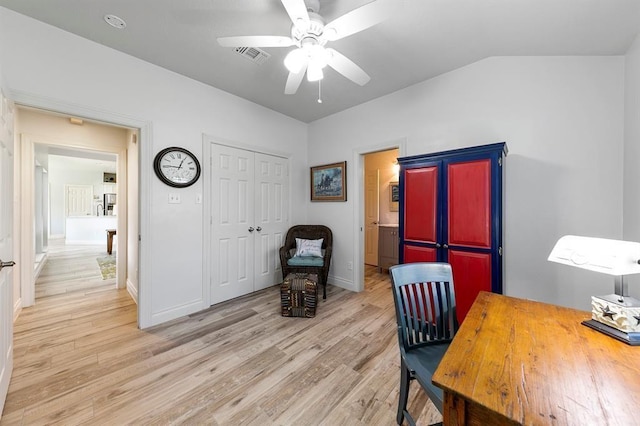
<box><xmin>253</xmin><ymin>153</ymin><xmax>289</xmax><ymax>291</ymax></box>
<box><xmin>0</xmin><ymin>93</ymin><xmax>15</xmax><ymax>416</ymax></box>
<box><xmin>210</xmin><ymin>145</ymin><xmax>255</xmax><ymax>304</ymax></box>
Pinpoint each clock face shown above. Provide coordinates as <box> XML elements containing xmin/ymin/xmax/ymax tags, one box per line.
<box><xmin>153</xmin><ymin>147</ymin><xmax>201</xmax><ymax>188</ymax></box>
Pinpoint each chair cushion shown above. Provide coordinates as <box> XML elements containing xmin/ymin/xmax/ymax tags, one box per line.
<box><xmin>287</xmin><ymin>256</ymin><xmax>324</xmax><ymax>267</ymax></box>
<box><xmin>295</xmin><ymin>238</ymin><xmax>323</xmax><ymax>257</ymax></box>
<box><xmin>404</xmin><ymin>343</ymin><xmax>450</xmax><ymax>412</ymax></box>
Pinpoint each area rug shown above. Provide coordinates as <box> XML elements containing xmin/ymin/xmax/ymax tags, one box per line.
<box><xmin>96</xmin><ymin>253</ymin><xmax>116</xmax><ymax>280</ymax></box>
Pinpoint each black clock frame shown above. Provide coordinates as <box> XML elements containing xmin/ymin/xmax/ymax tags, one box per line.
<box><xmin>153</xmin><ymin>146</ymin><xmax>201</xmax><ymax>188</ymax></box>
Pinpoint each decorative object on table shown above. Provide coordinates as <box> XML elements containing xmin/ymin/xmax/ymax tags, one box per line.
<box><xmin>548</xmin><ymin>235</ymin><xmax>640</xmax><ymax>345</ymax></box>
<box><xmin>389</xmin><ymin>181</ymin><xmax>399</xmax><ymax>211</ymax></box>
<box><xmin>280</xmin><ymin>225</ymin><xmax>332</xmax><ymax>299</ymax></box>
<box><xmin>310</xmin><ymin>161</ymin><xmax>346</xmax><ymax>201</ymax></box>
<box><xmin>153</xmin><ymin>147</ymin><xmax>201</xmax><ymax>188</ymax></box>
<box><xmin>389</xmin><ymin>262</ymin><xmax>458</xmax><ymax>426</ymax></box>
<box><xmin>281</xmin><ymin>273</ymin><xmax>318</xmax><ymax>317</ymax></box>
<box><xmin>96</xmin><ymin>253</ymin><xmax>116</xmax><ymax>280</ymax></box>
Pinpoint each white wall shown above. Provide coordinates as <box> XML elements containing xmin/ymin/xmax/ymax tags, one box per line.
<box><xmin>308</xmin><ymin>56</ymin><xmax>625</xmax><ymax>311</ymax></box>
<box><xmin>623</xmin><ymin>32</ymin><xmax>640</xmax><ymax>289</ymax></box>
<box><xmin>0</xmin><ymin>7</ymin><xmax>308</xmax><ymax>327</ymax></box>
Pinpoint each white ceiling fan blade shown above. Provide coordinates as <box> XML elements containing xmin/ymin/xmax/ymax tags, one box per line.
<box><xmin>217</xmin><ymin>35</ymin><xmax>294</xmax><ymax>47</ymax></box>
<box><xmin>323</xmin><ymin>0</ymin><xmax>395</xmax><ymax>41</ymax></box>
<box><xmin>326</xmin><ymin>48</ymin><xmax>370</xmax><ymax>86</ymax></box>
<box><xmin>285</xmin><ymin>61</ymin><xmax>309</xmax><ymax>94</ymax></box>
<box><xmin>281</xmin><ymin>0</ymin><xmax>310</xmax><ymax>29</ymax></box>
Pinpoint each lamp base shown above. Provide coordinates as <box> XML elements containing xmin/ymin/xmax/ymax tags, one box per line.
<box><xmin>582</xmin><ymin>319</ymin><xmax>640</xmax><ymax>346</ymax></box>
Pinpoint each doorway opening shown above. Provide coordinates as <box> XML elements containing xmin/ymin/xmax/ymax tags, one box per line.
<box><xmin>361</xmin><ymin>147</ymin><xmax>400</xmax><ymax>289</ymax></box>
<box><xmin>15</xmin><ymin>105</ymin><xmax>140</xmax><ymax>320</ymax></box>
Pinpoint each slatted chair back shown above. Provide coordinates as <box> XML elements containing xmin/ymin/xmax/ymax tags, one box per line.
<box><xmin>390</xmin><ymin>262</ymin><xmax>458</xmax><ymax>351</ymax></box>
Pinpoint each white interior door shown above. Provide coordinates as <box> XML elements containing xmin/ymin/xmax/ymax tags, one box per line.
<box><xmin>66</xmin><ymin>184</ymin><xmax>93</xmax><ymax>216</ymax></box>
<box><xmin>210</xmin><ymin>144</ymin><xmax>255</xmax><ymax>304</ymax></box>
<box><xmin>364</xmin><ymin>169</ymin><xmax>379</xmax><ymax>265</ymax></box>
<box><xmin>0</xmin><ymin>93</ymin><xmax>15</xmax><ymax>416</ymax></box>
<box><xmin>253</xmin><ymin>153</ymin><xmax>289</xmax><ymax>291</ymax></box>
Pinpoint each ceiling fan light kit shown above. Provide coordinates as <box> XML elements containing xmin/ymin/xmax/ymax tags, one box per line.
<box><xmin>217</xmin><ymin>0</ymin><xmax>394</xmax><ymax>96</ymax></box>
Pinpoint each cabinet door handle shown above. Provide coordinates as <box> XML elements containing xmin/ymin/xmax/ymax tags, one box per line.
<box><xmin>436</xmin><ymin>243</ymin><xmax>442</xmax><ymax>248</ymax></box>
<box><xmin>256</xmin><ymin>226</ymin><xmax>262</xmax><ymax>232</ymax></box>
<box><xmin>443</xmin><ymin>244</ymin><xmax>449</xmax><ymax>249</ymax></box>
<box><xmin>248</xmin><ymin>227</ymin><xmax>254</xmax><ymax>232</ymax></box>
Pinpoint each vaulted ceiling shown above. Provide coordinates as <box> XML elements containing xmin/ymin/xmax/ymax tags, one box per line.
<box><xmin>1</xmin><ymin>0</ymin><xmax>639</xmax><ymax>122</ymax></box>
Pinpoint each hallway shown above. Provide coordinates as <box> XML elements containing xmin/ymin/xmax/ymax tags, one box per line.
<box><xmin>34</xmin><ymin>240</ymin><xmax>117</xmax><ymax>299</ymax></box>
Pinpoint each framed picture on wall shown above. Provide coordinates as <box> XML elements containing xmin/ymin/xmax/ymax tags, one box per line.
<box><xmin>310</xmin><ymin>161</ymin><xmax>347</xmax><ymax>201</ymax></box>
<box><xmin>389</xmin><ymin>181</ymin><xmax>399</xmax><ymax>211</ymax></box>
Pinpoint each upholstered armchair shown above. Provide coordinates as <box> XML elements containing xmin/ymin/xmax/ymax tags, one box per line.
<box><xmin>279</xmin><ymin>225</ymin><xmax>333</xmax><ymax>299</ymax></box>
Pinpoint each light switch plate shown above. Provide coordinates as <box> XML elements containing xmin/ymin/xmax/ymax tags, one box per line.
<box><xmin>195</xmin><ymin>194</ymin><xmax>202</xmax><ymax>204</ymax></box>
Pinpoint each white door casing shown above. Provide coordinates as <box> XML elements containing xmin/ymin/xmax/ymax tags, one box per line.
<box><xmin>209</xmin><ymin>143</ymin><xmax>289</xmax><ymax>304</ymax></box>
<box><xmin>364</xmin><ymin>169</ymin><xmax>379</xmax><ymax>266</ymax></box>
<box><xmin>0</xmin><ymin>93</ymin><xmax>15</xmax><ymax>416</ymax></box>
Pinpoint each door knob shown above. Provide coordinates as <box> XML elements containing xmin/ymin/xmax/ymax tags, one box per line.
<box><xmin>443</xmin><ymin>244</ymin><xmax>449</xmax><ymax>249</ymax></box>
<box><xmin>248</xmin><ymin>227</ymin><xmax>254</xmax><ymax>232</ymax></box>
<box><xmin>256</xmin><ymin>227</ymin><xmax>262</xmax><ymax>232</ymax></box>
<box><xmin>0</xmin><ymin>259</ymin><xmax>16</xmax><ymax>271</ymax></box>
<box><xmin>436</xmin><ymin>243</ymin><xmax>442</xmax><ymax>248</ymax></box>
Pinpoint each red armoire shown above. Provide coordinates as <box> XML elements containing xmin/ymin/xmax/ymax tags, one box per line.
<box><xmin>398</xmin><ymin>142</ymin><xmax>507</xmax><ymax>324</ymax></box>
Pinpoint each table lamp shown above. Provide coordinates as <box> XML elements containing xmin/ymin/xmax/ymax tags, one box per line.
<box><xmin>548</xmin><ymin>235</ymin><xmax>640</xmax><ymax>345</ymax></box>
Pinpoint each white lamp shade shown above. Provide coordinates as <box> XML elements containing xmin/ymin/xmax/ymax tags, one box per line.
<box><xmin>548</xmin><ymin>235</ymin><xmax>640</xmax><ymax>276</ymax></box>
<box><xmin>284</xmin><ymin>48</ymin><xmax>307</xmax><ymax>73</ymax></box>
<box><xmin>307</xmin><ymin>64</ymin><xmax>324</xmax><ymax>82</ymax></box>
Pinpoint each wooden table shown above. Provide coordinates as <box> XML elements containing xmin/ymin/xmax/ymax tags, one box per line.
<box><xmin>432</xmin><ymin>291</ymin><xmax>640</xmax><ymax>425</ymax></box>
<box><xmin>106</xmin><ymin>229</ymin><xmax>116</xmax><ymax>255</ymax></box>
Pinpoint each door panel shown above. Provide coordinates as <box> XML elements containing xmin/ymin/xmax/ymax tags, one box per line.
<box><xmin>211</xmin><ymin>145</ymin><xmax>254</xmax><ymax>304</ymax></box>
<box><xmin>447</xmin><ymin>159</ymin><xmax>491</xmax><ymax>249</ymax></box>
<box><xmin>403</xmin><ymin>245</ymin><xmax>437</xmax><ymax>263</ymax></box>
<box><xmin>0</xmin><ymin>93</ymin><xmax>14</xmax><ymax>416</ymax></box>
<box><xmin>253</xmin><ymin>153</ymin><xmax>289</xmax><ymax>291</ymax></box>
<box><xmin>364</xmin><ymin>170</ymin><xmax>379</xmax><ymax>265</ymax></box>
<box><xmin>66</xmin><ymin>184</ymin><xmax>93</xmax><ymax>217</ymax></box>
<box><xmin>404</xmin><ymin>167</ymin><xmax>438</xmax><ymax>243</ymax></box>
<box><xmin>448</xmin><ymin>249</ymin><xmax>492</xmax><ymax>325</ymax></box>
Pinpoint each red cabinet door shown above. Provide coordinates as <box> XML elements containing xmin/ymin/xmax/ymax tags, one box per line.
<box><xmin>446</xmin><ymin>158</ymin><xmax>493</xmax><ymax>322</ymax></box>
<box><xmin>404</xmin><ymin>166</ymin><xmax>438</xmax><ymax>244</ymax></box>
<box><xmin>447</xmin><ymin>159</ymin><xmax>492</xmax><ymax>249</ymax></box>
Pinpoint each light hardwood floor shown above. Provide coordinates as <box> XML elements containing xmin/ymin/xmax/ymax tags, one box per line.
<box><xmin>1</xmin><ymin>244</ymin><xmax>440</xmax><ymax>425</ymax></box>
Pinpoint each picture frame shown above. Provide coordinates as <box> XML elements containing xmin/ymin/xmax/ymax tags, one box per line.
<box><xmin>389</xmin><ymin>181</ymin><xmax>399</xmax><ymax>211</ymax></box>
<box><xmin>310</xmin><ymin>161</ymin><xmax>347</xmax><ymax>201</ymax></box>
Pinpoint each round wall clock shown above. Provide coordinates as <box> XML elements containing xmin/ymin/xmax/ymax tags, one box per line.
<box><xmin>153</xmin><ymin>147</ymin><xmax>201</xmax><ymax>188</ymax></box>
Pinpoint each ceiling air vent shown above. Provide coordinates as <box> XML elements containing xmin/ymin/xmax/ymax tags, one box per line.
<box><xmin>234</xmin><ymin>47</ymin><xmax>271</xmax><ymax>65</ymax></box>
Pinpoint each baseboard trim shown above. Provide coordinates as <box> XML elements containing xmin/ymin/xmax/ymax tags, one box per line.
<box><xmin>126</xmin><ymin>278</ymin><xmax>138</xmax><ymax>304</ymax></box>
<box><xmin>328</xmin><ymin>274</ymin><xmax>357</xmax><ymax>292</ymax></box>
<box><xmin>13</xmin><ymin>297</ymin><xmax>22</xmax><ymax>322</ymax></box>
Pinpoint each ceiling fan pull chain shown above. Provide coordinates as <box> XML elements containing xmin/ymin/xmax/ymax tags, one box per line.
<box><xmin>317</xmin><ymin>79</ymin><xmax>322</xmax><ymax>104</ymax></box>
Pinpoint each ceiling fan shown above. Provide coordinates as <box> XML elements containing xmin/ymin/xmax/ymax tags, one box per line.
<box><xmin>217</xmin><ymin>0</ymin><xmax>394</xmax><ymax>95</ymax></box>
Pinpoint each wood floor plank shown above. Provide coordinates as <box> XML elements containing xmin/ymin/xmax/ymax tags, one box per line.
<box><xmin>0</xmin><ymin>241</ymin><xmax>441</xmax><ymax>425</ymax></box>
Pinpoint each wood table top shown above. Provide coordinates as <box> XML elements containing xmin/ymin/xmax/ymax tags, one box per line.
<box><xmin>432</xmin><ymin>291</ymin><xmax>640</xmax><ymax>425</ymax></box>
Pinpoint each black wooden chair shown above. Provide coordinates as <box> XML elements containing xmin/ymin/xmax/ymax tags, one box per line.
<box><xmin>279</xmin><ymin>225</ymin><xmax>332</xmax><ymax>299</ymax></box>
<box><xmin>389</xmin><ymin>262</ymin><xmax>459</xmax><ymax>426</ymax></box>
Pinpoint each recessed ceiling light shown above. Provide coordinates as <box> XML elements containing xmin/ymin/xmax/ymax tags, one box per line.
<box><xmin>104</xmin><ymin>14</ymin><xmax>126</xmax><ymax>29</ymax></box>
